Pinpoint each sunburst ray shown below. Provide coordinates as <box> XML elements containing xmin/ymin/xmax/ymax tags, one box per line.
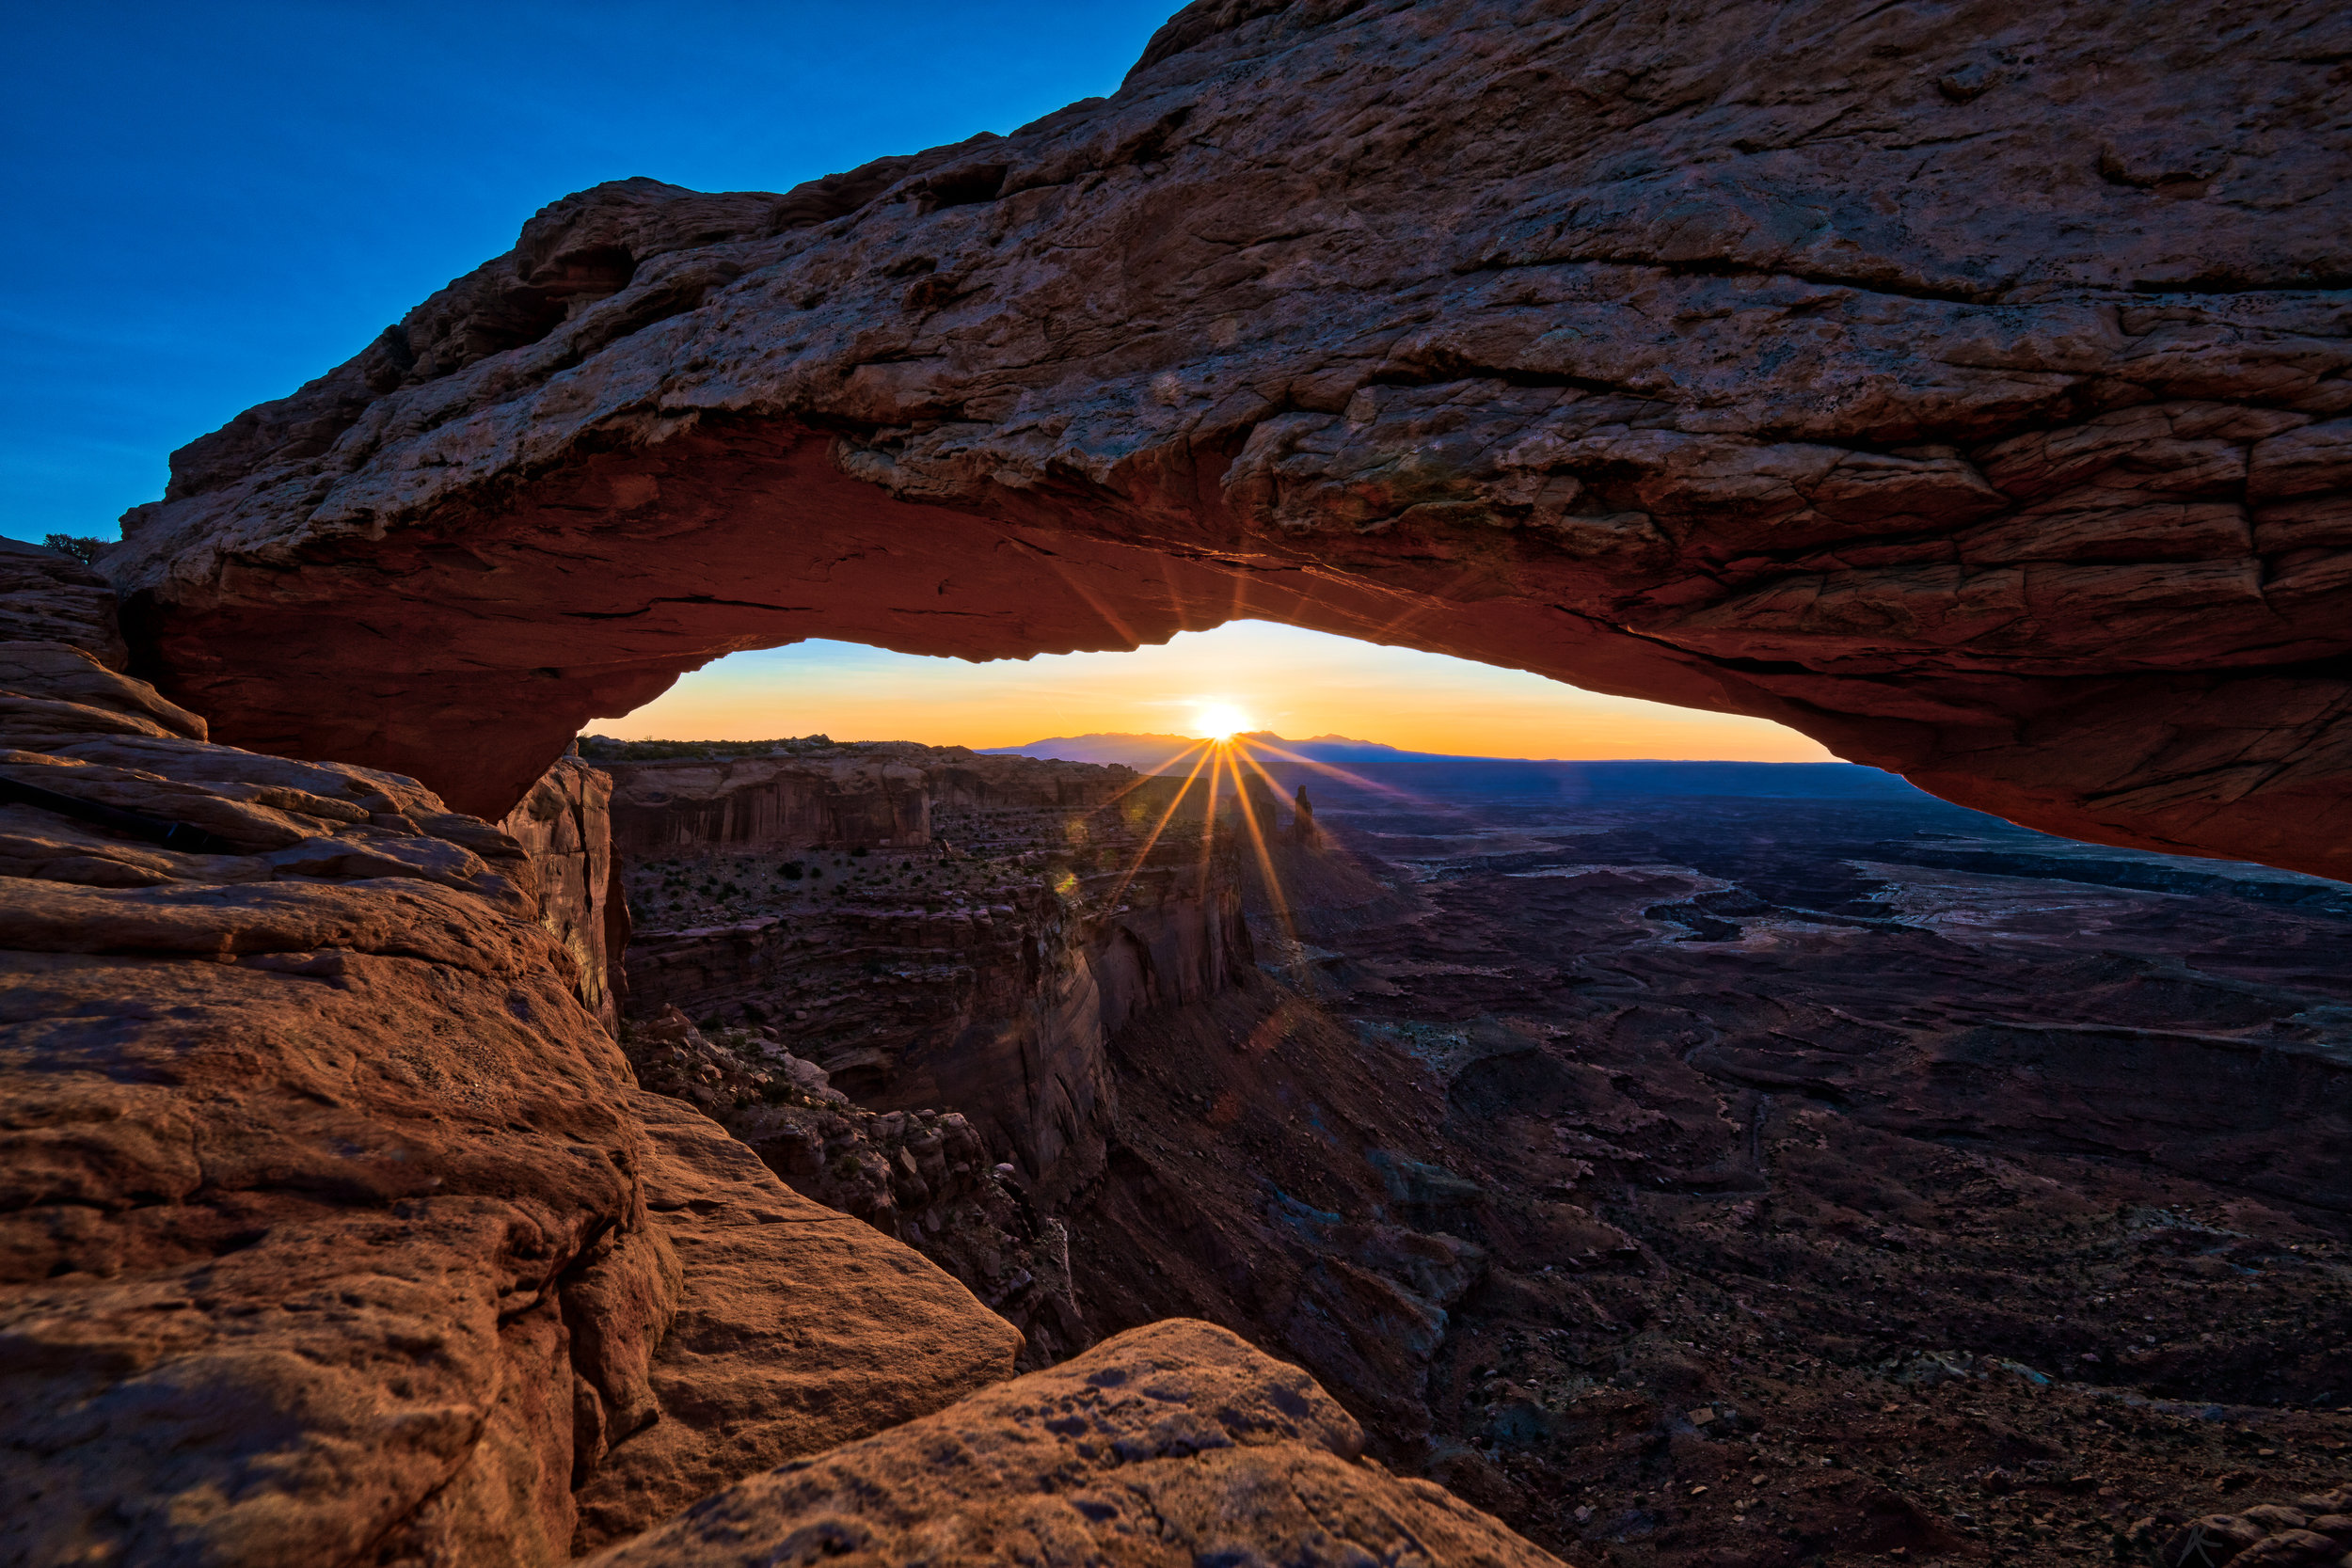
<box><xmin>1222</xmin><ymin>739</ymin><xmax>1299</xmax><ymax>949</ymax></box>
<box><xmin>1241</xmin><ymin>736</ymin><xmax>1445</xmax><ymax>809</ymax></box>
<box><xmin>1196</xmin><ymin>742</ymin><xmax>1228</xmax><ymax>899</ymax></box>
<box><xmin>1104</xmin><ymin>738</ymin><xmax>1216</xmax><ymax>909</ymax></box>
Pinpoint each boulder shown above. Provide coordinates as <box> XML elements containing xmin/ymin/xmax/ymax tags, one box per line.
<box><xmin>582</xmin><ymin>1318</ymin><xmax>1559</xmax><ymax>1568</ymax></box>
<box><xmin>572</xmin><ymin>1092</ymin><xmax>1020</xmax><ymax>1551</ymax></box>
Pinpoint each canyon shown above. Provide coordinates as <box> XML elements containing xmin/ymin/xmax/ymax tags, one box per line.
<box><xmin>1079</xmin><ymin>768</ymin><xmax>2352</xmax><ymax>1559</ymax></box>
<box><xmin>578</xmin><ymin>729</ymin><xmax>2352</xmax><ymax>1565</ymax></box>
<box><xmin>5</xmin><ymin>533</ymin><xmax>2350</xmax><ymax>1564</ymax></box>
<box><xmin>0</xmin><ymin>540</ymin><xmax>1531</xmax><ymax>1565</ymax></box>
<box><xmin>593</xmin><ymin>737</ymin><xmax>1251</xmax><ymax>1362</ymax></box>
<box><xmin>3</xmin><ymin>0</ymin><xmax>2349</xmax><ymax>1564</ymax></box>
<box><xmin>597</xmin><ymin>740</ymin><xmax>1247</xmax><ymax>1185</ymax></box>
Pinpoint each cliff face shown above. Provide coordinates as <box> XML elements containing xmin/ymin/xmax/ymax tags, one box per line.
<box><xmin>610</xmin><ymin>747</ymin><xmax>1251</xmax><ymax>1203</ymax></box>
<box><xmin>620</xmin><ymin>1006</ymin><xmax>1094</xmax><ymax>1371</ymax></box>
<box><xmin>500</xmin><ymin>752</ymin><xmax>628</xmax><ymax>1029</ymax></box>
<box><xmin>0</xmin><ymin>539</ymin><xmax>1021</xmax><ymax>1562</ymax></box>
<box><xmin>104</xmin><ymin>0</ymin><xmax>2352</xmax><ymax>879</ymax></box>
<box><xmin>0</xmin><ymin>539</ymin><xmax>1536</xmax><ymax>1565</ymax></box>
<box><xmin>599</xmin><ymin>744</ymin><xmax>1136</xmax><ymax>857</ymax></box>
<box><xmin>607</xmin><ymin>753</ymin><xmax>930</xmax><ymax>855</ymax></box>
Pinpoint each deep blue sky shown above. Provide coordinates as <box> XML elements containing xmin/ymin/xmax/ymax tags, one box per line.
<box><xmin>1</xmin><ymin>1</ymin><xmax>1175</xmax><ymax>545</ymax></box>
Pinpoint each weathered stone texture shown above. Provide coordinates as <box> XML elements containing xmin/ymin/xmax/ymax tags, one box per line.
<box><xmin>106</xmin><ymin>0</ymin><xmax>2352</xmax><ymax>879</ymax></box>
<box><xmin>572</xmin><ymin>1091</ymin><xmax>1021</xmax><ymax>1551</ymax></box>
<box><xmin>502</xmin><ymin>752</ymin><xmax>628</xmax><ymax>1029</ymax></box>
<box><xmin>583</xmin><ymin>1318</ymin><xmax>1560</xmax><ymax>1568</ymax></box>
<box><xmin>601</xmin><ymin>747</ymin><xmax>1146</xmax><ymax>857</ymax></box>
<box><xmin>0</xmin><ymin>542</ymin><xmax>1020</xmax><ymax>1564</ymax></box>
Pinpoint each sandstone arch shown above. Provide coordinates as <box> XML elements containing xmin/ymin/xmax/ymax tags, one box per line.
<box><xmin>108</xmin><ymin>0</ymin><xmax>2352</xmax><ymax>878</ymax></box>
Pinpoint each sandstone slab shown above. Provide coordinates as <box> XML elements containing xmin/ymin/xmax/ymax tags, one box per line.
<box><xmin>622</xmin><ymin>1007</ymin><xmax>1093</xmax><ymax>1369</ymax></box>
<box><xmin>583</xmin><ymin>1318</ymin><xmax>1559</xmax><ymax>1568</ymax></box>
<box><xmin>573</xmin><ymin>1091</ymin><xmax>1021</xmax><ymax>1551</ymax></box>
<box><xmin>0</xmin><ymin>543</ymin><xmax>675</xmax><ymax>1565</ymax></box>
<box><xmin>0</xmin><ymin>544</ymin><xmax>1020</xmax><ymax>1565</ymax></box>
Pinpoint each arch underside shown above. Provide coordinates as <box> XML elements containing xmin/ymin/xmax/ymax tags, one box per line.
<box><xmin>122</xmin><ymin>414</ymin><xmax>2349</xmax><ymax>879</ymax></box>
<box><xmin>106</xmin><ymin>0</ymin><xmax>2352</xmax><ymax>878</ymax></box>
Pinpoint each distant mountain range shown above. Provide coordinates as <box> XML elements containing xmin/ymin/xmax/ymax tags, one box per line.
<box><xmin>982</xmin><ymin>732</ymin><xmax>1926</xmax><ymax>802</ymax></box>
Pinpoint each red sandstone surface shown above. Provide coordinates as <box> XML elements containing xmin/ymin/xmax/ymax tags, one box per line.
<box><xmin>5</xmin><ymin>534</ymin><xmax>2347</xmax><ymax>1564</ymax></box>
<box><xmin>0</xmin><ymin>538</ymin><xmax>1551</xmax><ymax>1562</ymax></box>
<box><xmin>585</xmin><ymin>1319</ymin><xmax>1557</xmax><ymax>1568</ymax></box>
<box><xmin>101</xmin><ymin>0</ymin><xmax>2352</xmax><ymax>879</ymax></box>
<box><xmin>7</xmin><ymin>1</ymin><xmax>2352</xmax><ymax>1564</ymax></box>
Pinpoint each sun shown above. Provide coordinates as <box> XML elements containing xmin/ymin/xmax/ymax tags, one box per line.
<box><xmin>1192</xmin><ymin>703</ymin><xmax>1252</xmax><ymax>741</ymax></box>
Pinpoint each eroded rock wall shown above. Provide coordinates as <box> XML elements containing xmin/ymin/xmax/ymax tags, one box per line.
<box><xmin>606</xmin><ymin>752</ymin><xmax>931</xmax><ymax>855</ymax></box>
<box><xmin>501</xmin><ymin>751</ymin><xmax>628</xmax><ymax>1029</ymax></box>
<box><xmin>599</xmin><ymin>745</ymin><xmax>1149</xmax><ymax>858</ymax></box>
<box><xmin>106</xmin><ymin>0</ymin><xmax>2352</xmax><ymax>879</ymax></box>
<box><xmin>571</xmin><ymin>1090</ymin><xmax>1023</xmax><ymax>1551</ymax></box>
<box><xmin>0</xmin><ymin>539</ymin><xmax>672</xmax><ymax>1562</ymax></box>
<box><xmin>0</xmin><ymin>540</ymin><xmax>1020</xmax><ymax>1563</ymax></box>
<box><xmin>612</xmin><ymin>753</ymin><xmax>1250</xmax><ymax>1201</ymax></box>
<box><xmin>621</xmin><ymin>1007</ymin><xmax>1091</xmax><ymax>1368</ymax></box>
<box><xmin>0</xmin><ymin>540</ymin><xmax>1543</xmax><ymax>1561</ymax></box>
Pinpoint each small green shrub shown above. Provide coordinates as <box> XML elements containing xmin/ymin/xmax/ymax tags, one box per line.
<box><xmin>43</xmin><ymin>533</ymin><xmax>108</xmax><ymax>565</ymax></box>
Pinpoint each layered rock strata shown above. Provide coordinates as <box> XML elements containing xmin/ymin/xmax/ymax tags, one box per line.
<box><xmin>1</xmin><ymin>539</ymin><xmax>1538</xmax><ymax>1564</ymax></box>
<box><xmin>0</xmin><ymin>540</ymin><xmax>1018</xmax><ymax>1562</ymax></box>
<box><xmin>604</xmin><ymin>747</ymin><xmax>931</xmax><ymax>856</ymax></box>
<box><xmin>617</xmin><ymin>758</ymin><xmax>1251</xmax><ymax>1201</ymax></box>
<box><xmin>107</xmin><ymin>0</ymin><xmax>2352</xmax><ymax>880</ymax></box>
<box><xmin>594</xmin><ymin>738</ymin><xmax>1140</xmax><ymax>857</ymax></box>
<box><xmin>601</xmin><ymin>752</ymin><xmax>1274</xmax><ymax>1363</ymax></box>
<box><xmin>501</xmin><ymin>750</ymin><xmax>629</xmax><ymax>1029</ymax></box>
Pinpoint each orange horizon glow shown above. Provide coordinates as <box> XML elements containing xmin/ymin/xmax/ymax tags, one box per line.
<box><xmin>587</xmin><ymin>620</ymin><xmax>1838</xmax><ymax>764</ymax></box>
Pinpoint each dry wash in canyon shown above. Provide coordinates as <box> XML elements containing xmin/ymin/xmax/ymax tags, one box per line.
<box><xmin>4</xmin><ymin>0</ymin><xmax>2350</xmax><ymax>1565</ymax></box>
